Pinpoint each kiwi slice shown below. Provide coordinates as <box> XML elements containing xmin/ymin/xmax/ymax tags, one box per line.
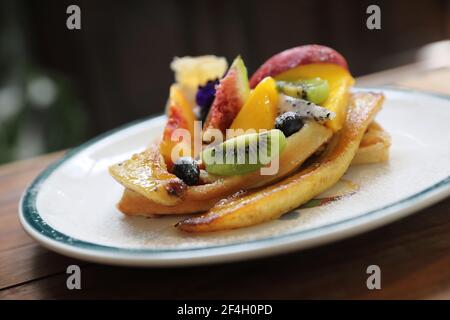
<box><xmin>277</xmin><ymin>78</ymin><xmax>329</xmax><ymax>104</ymax></box>
<box><xmin>202</xmin><ymin>129</ymin><xmax>287</xmax><ymax>176</ymax></box>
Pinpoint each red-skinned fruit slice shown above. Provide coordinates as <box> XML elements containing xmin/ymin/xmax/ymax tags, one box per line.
<box><xmin>160</xmin><ymin>85</ymin><xmax>196</xmax><ymax>170</ymax></box>
<box><xmin>249</xmin><ymin>44</ymin><xmax>348</xmax><ymax>88</ymax></box>
<box><xmin>203</xmin><ymin>56</ymin><xmax>250</xmax><ymax>134</ymax></box>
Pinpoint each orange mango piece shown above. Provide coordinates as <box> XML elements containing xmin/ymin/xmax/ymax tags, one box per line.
<box><xmin>275</xmin><ymin>63</ymin><xmax>354</xmax><ymax>132</ymax></box>
<box><xmin>229</xmin><ymin>77</ymin><xmax>279</xmax><ymax>135</ymax></box>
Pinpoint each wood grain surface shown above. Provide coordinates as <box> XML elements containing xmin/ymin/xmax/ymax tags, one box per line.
<box><xmin>1</xmin><ymin>68</ymin><xmax>449</xmax><ymax>300</ymax></box>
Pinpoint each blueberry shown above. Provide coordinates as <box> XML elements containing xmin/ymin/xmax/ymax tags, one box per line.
<box><xmin>275</xmin><ymin>112</ymin><xmax>304</xmax><ymax>137</ymax></box>
<box><xmin>173</xmin><ymin>157</ymin><xmax>200</xmax><ymax>186</ymax></box>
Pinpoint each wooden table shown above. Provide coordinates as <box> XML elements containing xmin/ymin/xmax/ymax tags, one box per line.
<box><xmin>1</xmin><ymin>67</ymin><xmax>450</xmax><ymax>300</ymax></box>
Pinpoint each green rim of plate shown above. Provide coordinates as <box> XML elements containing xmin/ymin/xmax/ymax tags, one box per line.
<box><xmin>20</xmin><ymin>87</ymin><xmax>450</xmax><ymax>255</ymax></box>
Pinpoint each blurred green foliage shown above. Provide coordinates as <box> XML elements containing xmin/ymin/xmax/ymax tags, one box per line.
<box><xmin>0</xmin><ymin>71</ymin><xmax>88</xmax><ymax>164</ymax></box>
<box><xmin>0</xmin><ymin>0</ymin><xmax>87</xmax><ymax>164</ymax></box>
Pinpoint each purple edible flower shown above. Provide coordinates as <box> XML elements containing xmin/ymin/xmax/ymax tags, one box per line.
<box><xmin>196</xmin><ymin>79</ymin><xmax>219</xmax><ymax>109</ymax></box>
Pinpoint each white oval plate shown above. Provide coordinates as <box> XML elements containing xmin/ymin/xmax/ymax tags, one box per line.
<box><xmin>19</xmin><ymin>88</ymin><xmax>450</xmax><ymax>267</ymax></box>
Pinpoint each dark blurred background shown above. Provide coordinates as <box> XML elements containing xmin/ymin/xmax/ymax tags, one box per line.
<box><xmin>0</xmin><ymin>0</ymin><xmax>449</xmax><ymax>164</ymax></box>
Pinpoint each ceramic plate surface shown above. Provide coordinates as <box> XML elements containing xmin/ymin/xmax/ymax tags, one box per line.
<box><xmin>19</xmin><ymin>88</ymin><xmax>450</xmax><ymax>266</ymax></box>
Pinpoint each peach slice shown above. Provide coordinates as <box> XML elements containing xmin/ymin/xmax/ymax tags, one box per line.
<box><xmin>160</xmin><ymin>84</ymin><xmax>196</xmax><ymax>169</ymax></box>
<box><xmin>249</xmin><ymin>44</ymin><xmax>348</xmax><ymax>88</ymax></box>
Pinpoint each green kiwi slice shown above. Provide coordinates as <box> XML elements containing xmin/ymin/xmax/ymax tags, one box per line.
<box><xmin>202</xmin><ymin>129</ymin><xmax>287</xmax><ymax>176</ymax></box>
<box><xmin>277</xmin><ymin>78</ymin><xmax>329</xmax><ymax>104</ymax></box>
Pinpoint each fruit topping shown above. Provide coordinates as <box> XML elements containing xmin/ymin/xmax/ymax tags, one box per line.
<box><xmin>276</xmin><ymin>78</ymin><xmax>329</xmax><ymax>104</ymax></box>
<box><xmin>160</xmin><ymin>85</ymin><xmax>196</xmax><ymax>169</ymax></box>
<box><xmin>229</xmin><ymin>76</ymin><xmax>279</xmax><ymax>135</ymax></box>
<box><xmin>195</xmin><ymin>79</ymin><xmax>219</xmax><ymax>122</ymax></box>
<box><xmin>202</xmin><ymin>129</ymin><xmax>286</xmax><ymax>176</ymax></box>
<box><xmin>279</xmin><ymin>95</ymin><xmax>335</xmax><ymax>122</ymax></box>
<box><xmin>203</xmin><ymin>56</ymin><xmax>250</xmax><ymax>134</ymax></box>
<box><xmin>173</xmin><ymin>157</ymin><xmax>200</xmax><ymax>186</ymax></box>
<box><xmin>196</xmin><ymin>79</ymin><xmax>219</xmax><ymax>108</ymax></box>
<box><xmin>249</xmin><ymin>45</ymin><xmax>353</xmax><ymax>132</ymax></box>
<box><xmin>249</xmin><ymin>45</ymin><xmax>348</xmax><ymax>88</ymax></box>
<box><xmin>275</xmin><ymin>112</ymin><xmax>304</xmax><ymax>137</ymax></box>
<box><xmin>274</xmin><ymin>63</ymin><xmax>354</xmax><ymax>132</ymax></box>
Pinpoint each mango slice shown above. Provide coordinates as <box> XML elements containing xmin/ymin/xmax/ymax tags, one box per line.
<box><xmin>229</xmin><ymin>77</ymin><xmax>279</xmax><ymax>135</ymax></box>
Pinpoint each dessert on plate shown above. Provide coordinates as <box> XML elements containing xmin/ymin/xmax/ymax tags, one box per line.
<box><xmin>109</xmin><ymin>44</ymin><xmax>391</xmax><ymax>233</ymax></box>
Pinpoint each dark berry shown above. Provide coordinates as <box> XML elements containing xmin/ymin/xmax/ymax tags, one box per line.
<box><xmin>173</xmin><ymin>157</ymin><xmax>200</xmax><ymax>186</ymax></box>
<box><xmin>275</xmin><ymin>112</ymin><xmax>304</xmax><ymax>137</ymax></box>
